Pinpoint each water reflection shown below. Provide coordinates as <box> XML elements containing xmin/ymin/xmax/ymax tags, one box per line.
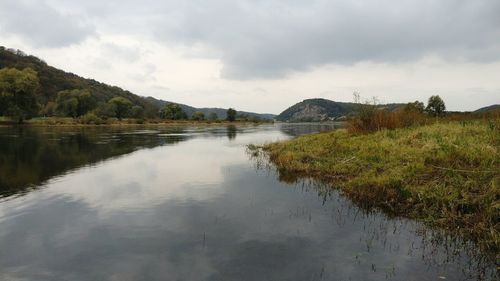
<box><xmin>0</xmin><ymin>124</ymin><xmax>496</xmax><ymax>281</ymax></box>
<box><xmin>226</xmin><ymin>125</ymin><xmax>237</xmax><ymax>140</ymax></box>
<box><xmin>279</xmin><ymin>122</ymin><xmax>343</xmax><ymax>137</ymax></box>
<box><xmin>0</xmin><ymin>127</ymin><xmax>190</xmax><ymax>198</ymax></box>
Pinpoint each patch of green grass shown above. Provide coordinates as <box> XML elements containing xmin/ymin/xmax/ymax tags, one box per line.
<box><xmin>263</xmin><ymin>120</ymin><xmax>500</xmax><ymax>255</ymax></box>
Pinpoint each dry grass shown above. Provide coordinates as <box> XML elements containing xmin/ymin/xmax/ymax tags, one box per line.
<box><xmin>347</xmin><ymin>104</ymin><xmax>500</xmax><ymax>134</ymax></box>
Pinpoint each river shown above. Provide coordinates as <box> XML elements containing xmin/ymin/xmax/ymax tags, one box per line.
<box><xmin>0</xmin><ymin>124</ymin><xmax>496</xmax><ymax>280</ymax></box>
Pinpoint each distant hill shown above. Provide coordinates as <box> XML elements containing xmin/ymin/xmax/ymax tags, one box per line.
<box><xmin>276</xmin><ymin>98</ymin><xmax>357</xmax><ymax>122</ymax></box>
<box><xmin>0</xmin><ymin>46</ymin><xmax>274</xmax><ymax>120</ymax></box>
<box><xmin>474</xmin><ymin>104</ymin><xmax>500</xmax><ymax>113</ymax></box>
<box><xmin>145</xmin><ymin>97</ymin><xmax>275</xmax><ymax>120</ymax></box>
<box><xmin>276</xmin><ymin>98</ymin><xmax>404</xmax><ymax>122</ymax></box>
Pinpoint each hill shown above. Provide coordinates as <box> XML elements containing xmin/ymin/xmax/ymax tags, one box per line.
<box><xmin>474</xmin><ymin>104</ymin><xmax>500</xmax><ymax>113</ymax></box>
<box><xmin>276</xmin><ymin>98</ymin><xmax>406</xmax><ymax>122</ymax></box>
<box><xmin>0</xmin><ymin>46</ymin><xmax>159</xmax><ymax>117</ymax></box>
<box><xmin>276</xmin><ymin>98</ymin><xmax>357</xmax><ymax>122</ymax></box>
<box><xmin>0</xmin><ymin>47</ymin><xmax>274</xmax><ymax>120</ymax></box>
<box><xmin>146</xmin><ymin>97</ymin><xmax>275</xmax><ymax>120</ymax></box>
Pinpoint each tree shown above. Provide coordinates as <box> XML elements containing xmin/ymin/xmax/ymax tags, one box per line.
<box><xmin>95</xmin><ymin>102</ymin><xmax>116</xmax><ymax>119</ymax></box>
<box><xmin>426</xmin><ymin>95</ymin><xmax>446</xmax><ymax>117</ymax></box>
<box><xmin>41</xmin><ymin>101</ymin><xmax>57</xmax><ymax>116</ymax></box>
<box><xmin>208</xmin><ymin>112</ymin><xmax>218</xmax><ymax>121</ymax></box>
<box><xmin>76</xmin><ymin>90</ymin><xmax>96</xmax><ymax>116</ymax></box>
<box><xmin>108</xmin><ymin>97</ymin><xmax>132</xmax><ymax>120</ymax></box>
<box><xmin>226</xmin><ymin>108</ymin><xmax>236</xmax><ymax>122</ymax></box>
<box><xmin>55</xmin><ymin>89</ymin><xmax>96</xmax><ymax>117</ymax></box>
<box><xmin>404</xmin><ymin>101</ymin><xmax>425</xmax><ymax>113</ymax></box>
<box><xmin>191</xmin><ymin>111</ymin><xmax>205</xmax><ymax>121</ymax></box>
<box><xmin>159</xmin><ymin>103</ymin><xmax>187</xmax><ymax>120</ymax></box>
<box><xmin>130</xmin><ymin>105</ymin><xmax>144</xmax><ymax>119</ymax></box>
<box><xmin>0</xmin><ymin>67</ymin><xmax>40</xmax><ymax>123</ymax></box>
<box><xmin>58</xmin><ymin>96</ymin><xmax>78</xmax><ymax>117</ymax></box>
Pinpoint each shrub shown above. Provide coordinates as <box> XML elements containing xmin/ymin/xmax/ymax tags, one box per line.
<box><xmin>80</xmin><ymin>112</ymin><xmax>103</xmax><ymax>125</ymax></box>
<box><xmin>348</xmin><ymin>102</ymin><xmax>426</xmax><ymax>134</ymax></box>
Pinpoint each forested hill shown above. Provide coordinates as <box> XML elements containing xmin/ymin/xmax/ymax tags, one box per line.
<box><xmin>276</xmin><ymin>98</ymin><xmax>357</xmax><ymax>122</ymax></box>
<box><xmin>0</xmin><ymin>46</ymin><xmax>274</xmax><ymax>120</ymax></box>
<box><xmin>0</xmin><ymin>46</ymin><xmax>159</xmax><ymax>117</ymax></box>
<box><xmin>145</xmin><ymin>97</ymin><xmax>275</xmax><ymax>120</ymax></box>
<box><xmin>276</xmin><ymin>98</ymin><xmax>403</xmax><ymax>122</ymax></box>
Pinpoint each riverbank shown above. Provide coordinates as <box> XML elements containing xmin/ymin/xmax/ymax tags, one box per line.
<box><xmin>254</xmin><ymin>119</ymin><xmax>499</xmax><ymax>256</ymax></box>
<box><xmin>0</xmin><ymin>117</ymin><xmax>272</xmax><ymax>127</ymax></box>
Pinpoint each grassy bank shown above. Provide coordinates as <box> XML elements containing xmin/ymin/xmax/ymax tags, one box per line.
<box><xmin>0</xmin><ymin>117</ymin><xmax>272</xmax><ymax>127</ymax></box>
<box><xmin>257</xmin><ymin>120</ymin><xmax>499</xmax><ymax>255</ymax></box>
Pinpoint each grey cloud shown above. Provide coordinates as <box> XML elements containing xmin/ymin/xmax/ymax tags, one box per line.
<box><xmin>150</xmin><ymin>0</ymin><xmax>500</xmax><ymax>79</ymax></box>
<box><xmin>0</xmin><ymin>0</ymin><xmax>95</xmax><ymax>47</ymax></box>
<box><xmin>4</xmin><ymin>0</ymin><xmax>500</xmax><ymax>79</ymax></box>
<box><xmin>101</xmin><ymin>43</ymin><xmax>142</xmax><ymax>62</ymax></box>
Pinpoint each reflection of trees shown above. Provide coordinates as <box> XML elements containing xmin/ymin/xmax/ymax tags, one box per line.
<box><xmin>226</xmin><ymin>125</ymin><xmax>237</xmax><ymax>140</ymax></box>
<box><xmin>0</xmin><ymin>127</ymin><xmax>188</xmax><ymax>198</ymax></box>
<box><xmin>248</xmin><ymin>153</ymin><xmax>498</xmax><ymax>280</ymax></box>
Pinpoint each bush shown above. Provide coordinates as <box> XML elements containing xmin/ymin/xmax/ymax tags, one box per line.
<box><xmin>191</xmin><ymin>111</ymin><xmax>205</xmax><ymax>121</ymax></box>
<box><xmin>80</xmin><ymin>112</ymin><xmax>103</xmax><ymax>125</ymax></box>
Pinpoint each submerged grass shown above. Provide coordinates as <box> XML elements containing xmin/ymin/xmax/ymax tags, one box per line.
<box><xmin>260</xmin><ymin>120</ymin><xmax>499</xmax><ymax>256</ymax></box>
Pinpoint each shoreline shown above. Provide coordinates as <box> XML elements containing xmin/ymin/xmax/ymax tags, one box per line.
<box><xmin>251</xmin><ymin>119</ymin><xmax>500</xmax><ymax>257</ymax></box>
<box><xmin>0</xmin><ymin>117</ymin><xmax>274</xmax><ymax>128</ymax></box>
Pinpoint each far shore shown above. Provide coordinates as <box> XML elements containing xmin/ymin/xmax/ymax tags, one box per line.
<box><xmin>0</xmin><ymin>117</ymin><xmax>275</xmax><ymax>128</ymax></box>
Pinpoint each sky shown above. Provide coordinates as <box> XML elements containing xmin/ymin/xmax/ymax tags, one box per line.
<box><xmin>1</xmin><ymin>0</ymin><xmax>499</xmax><ymax>114</ymax></box>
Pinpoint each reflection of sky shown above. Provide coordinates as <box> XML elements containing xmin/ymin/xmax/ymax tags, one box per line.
<box><xmin>0</xmin><ymin>125</ymin><xmax>495</xmax><ymax>281</ymax></box>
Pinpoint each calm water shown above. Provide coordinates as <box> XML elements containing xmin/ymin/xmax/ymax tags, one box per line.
<box><xmin>0</xmin><ymin>124</ymin><xmax>496</xmax><ymax>281</ymax></box>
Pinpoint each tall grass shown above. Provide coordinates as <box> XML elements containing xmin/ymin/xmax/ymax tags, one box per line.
<box><xmin>348</xmin><ymin>103</ymin><xmax>500</xmax><ymax>134</ymax></box>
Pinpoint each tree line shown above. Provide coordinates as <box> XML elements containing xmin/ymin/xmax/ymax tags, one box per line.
<box><xmin>0</xmin><ymin>67</ymin><xmax>242</xmax><ymax>123</ymax></box>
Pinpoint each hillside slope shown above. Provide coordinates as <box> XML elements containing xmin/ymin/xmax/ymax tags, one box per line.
<box><xmin>474</xmin><ymin>104</ymin><xmax>500</xmax><ymax>113</ymax></box>
<box><xmin>276</xmin><ymin>98</ymin><xmax>404</xmax><ymax>122</ymax></box>
<box><xmin>0</xmin><ymin>47</ymin><xmax>274</xmax><ymax>120</ymax></box>
<box><xmin>0</xmin><ymin>47</ymin><xmax>158</xmax><ymax>116</ymax></box>
<box><xmin>276</xmin><ymin>98</ymin><xmax>357</xmax><ymax>122</ymax></box>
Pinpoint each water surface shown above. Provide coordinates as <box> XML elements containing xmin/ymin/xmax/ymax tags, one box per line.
<box><xmin>0</xmin><ymin>124</ymin><xmax>496</xmax><ymax>280</ymax></box>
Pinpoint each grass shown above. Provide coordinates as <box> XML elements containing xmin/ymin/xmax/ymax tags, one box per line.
<box><xmin>257</xmin><ymin>119</ymin><xmax>499</xmax><ymax>256</ymax></box>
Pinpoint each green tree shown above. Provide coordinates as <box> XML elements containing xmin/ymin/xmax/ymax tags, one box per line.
<box><xmin>0</xmin><ymin>67</ymin><xmax>40</xmax><ymax>123</ymax></box>
<box><xmin>55</xmin><ymin>89</ymin><xmax>96</xmax><ymax>117</ymax></box>
<box><xmin>40</xmin><ymin>101</ymin><xmax>57</xmax><ymax>116</ymax></box>
<box><xmin>426</xmin><ymin>95</ymin><xmax>446</xmax><ymax>117</ymax></box>
<box><xmin>95</xmin><ymin>102</ymin><xmax>116</xmax><ymax>119</ymax></box>
<box><xmin>76</xmin><ymin>90</ymin><xmax>96</xmax><ymax>116</ymax></box>
<box><xmin>404</xmin><ymin>101</ymin><xmax>425</xmax><ymax>113</ymax></box>
<box><xmin>159</xmin><ymin>103</ymin><xmax>187</xmax><ymax>120</ymax></box>
<box><xmin>226</xmin><ymin>108</ymin><xmax>236</xmax><ymax>122</ymax></box>
<box><xmin>108</xmin><ymin>97</ymin><xmax>132</xmax><ymax>120</ymax></box>
<box><xmin>130</xmin><ymin>105</ymin><xmax>144</xmax><ymax>119</ymax></box>
<box><xmin>208</xmin><ymin>112</ymin><xmax>218</xmax><ymax>121</ymax></box>
<box><xmin>58</xmin><ymin>96</ymin><xmax>78</xmax><ymax>117</ymax></box>
<box><xmin>191</xmin><ymin>111</ymin><xmax>205</xmax><ymax>121</ymax></box>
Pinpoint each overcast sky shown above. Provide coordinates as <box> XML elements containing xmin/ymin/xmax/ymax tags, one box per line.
<box><xmin>1</xmin><ymin>0</ymin><xmax>499</xmax><ymax>113</ymax></box>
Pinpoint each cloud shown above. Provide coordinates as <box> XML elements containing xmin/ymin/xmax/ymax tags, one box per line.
<box><xmin>149</xmin><ymin>0</ymin><xmax>500</xmax><ymax>79</ymax></box>
<box><xmin>0</xmin><ymin>0</ymin><xmax>96</xmax><ymax>47</ymax></box>
<box><xmin>5</xmin><ymin>0</ymin><xmax>500</xmax><ymax>79</ymax></box>
<box><xmin>1</xmin><ymin>0</ymin><xmax>498</xmax><ymax>112</ymax></box>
